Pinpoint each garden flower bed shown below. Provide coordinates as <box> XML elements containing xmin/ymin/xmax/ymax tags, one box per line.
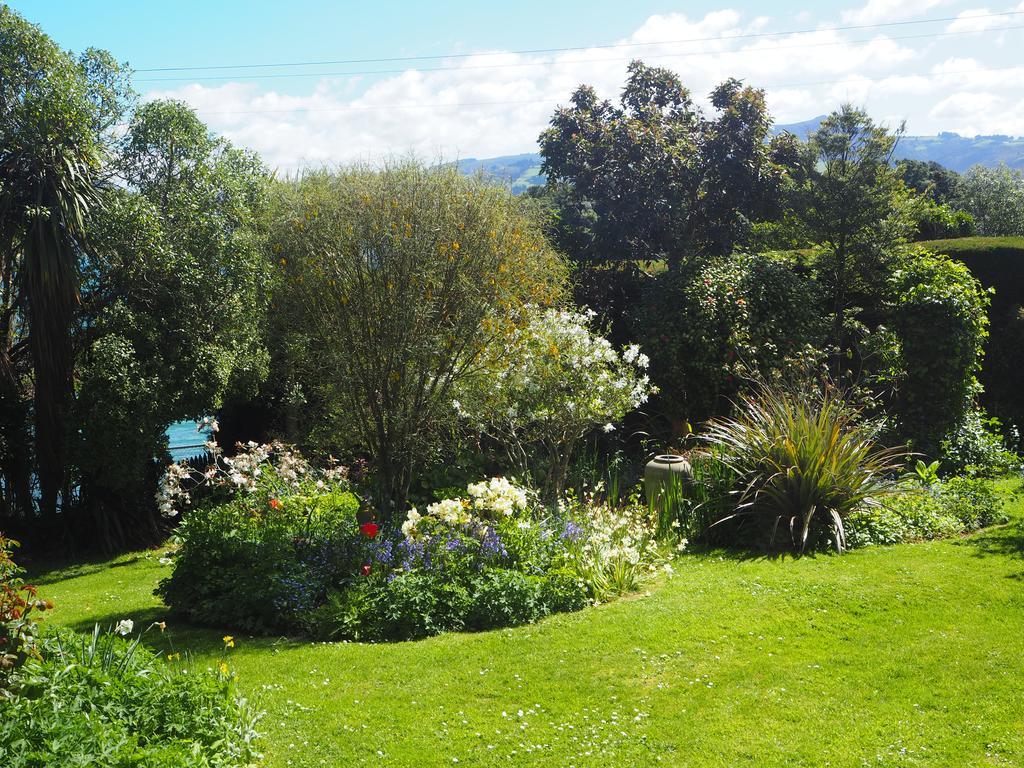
<box><xmin>156</xmin><ymin>443</ymin><xmax>665</xmax><ymax>640</ymax></box>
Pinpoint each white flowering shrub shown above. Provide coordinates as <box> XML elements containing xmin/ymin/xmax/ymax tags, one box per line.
<box><xmin>155</xmin><ymin>425</ymin><xmax>347</xmax><ymax>519</ymax></box>
<box><xmin>401</xmin><ymin>476</ymin><xmax>531</xmax><ymax>539</ymax></box>
<box><xmin>460</xmin><ymin>306</ymin><xmax>656</xmax><ymax>498</ymax></box>
<box><xmin>561</xmin><ymin>499</ymin><xmax>664</xmax><ymax>603</ymax></box>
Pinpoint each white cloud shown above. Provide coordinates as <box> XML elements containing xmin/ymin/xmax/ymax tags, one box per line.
<box><xmin>946</xmin><ymin>7</ymin><xmax>1021</xmax><ymax>32</ymax></box>
<box><xmin>143</xmin><ymin>6</ymin><xmax>1023</xmax><ymax>171</ymax></box>
<box><xmin>927</xmin><ymin>89</ymin><xmax>1024</xmax><ymax>135</ymax></box>
<box><xmin>841</xmin><ymin>0</ymin><xmax>949</xmax><ymax>25</ymax></box>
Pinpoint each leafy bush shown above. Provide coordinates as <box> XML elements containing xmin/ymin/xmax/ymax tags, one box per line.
<box><xmin>907</xmin><ymin>195</ymin><xmax>974</xmax><ymax>240</ymax></box>
<box><xmin>938</xmin><ymin>476</ymin><xmax>1007</xmax><ymax>530</ymax></box>
<box><xmin>889</xmin><ymin>250</ymin><xmax>989</xmax><ymax>457</ymax></box>
<box><xmin>157</xmin><ymin>443</ymin><xmax>360</xmax><ymax>633</ymax></box>
<box><xmin>270</xmin><ymin>162</ymin><xmax>567</xmax><ymax>521</ymax></box>
<box><xmin>0</xmin><ymin>626</ymin><xmax>261</xmax><ymax>767</ymax></box>
<box><xmin>459</xmin><ymin>305</ymin><xmax>655</xmax><ymax>499</ymax></box>
<box><xmin>703</xmin><ymin>382</ymin><xmax>905</xmax><ymax>553</ymax></box>
<box><xmin>847</xmin><ymin>475</ymin><xmax>1006</xmax><ymax>547</ymax></box>
<box><xmin>466</xmin><ymin>570</ymin><xmax>543</xmax><ymax>630</ymax></box>
<box><xmin>919</xmin><ymin>236</ymin><xmax>1024</xmax><ymax>445</ymax></box>
<box><xmin>0</xmin><ymin>536</ymin><xmax>51</xmax><ymax>681</ymax></box>
<box><xmin>163</xmin><ymin>459</ymin><xmax>646</xmax><ymax>642</ymax></box>
<box><xmin>637</xmin><ymin>252</ymin><xmax>826</xmax><ymax>429</ymax></box>
<box><xmin>847</xmin><ymin>491</ymin><xmax>959</xmax><ymax>547</ymax></box>
<box><xmin>940</xmin><ymin>409</ymin><xmax>1021</xmax><ymax>477</ymax></box>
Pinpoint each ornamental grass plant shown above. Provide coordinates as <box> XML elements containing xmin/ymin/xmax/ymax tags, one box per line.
<box><xmin>703</xmin><ymin>381</ymin><xmax>907</xmax><ymax>553</ymax></box>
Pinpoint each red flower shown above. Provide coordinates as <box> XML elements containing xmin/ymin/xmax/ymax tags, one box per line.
<box><xmin>359</xmin><ymin>522</ymin><xmax>380</xmax><ymax>539</ymax></box>
<box><xmin>269</xmin><ymin>498</ymin><xmax>283</xmax><ymax>511</ymax></box>
<box><xmin>361</xmin><ymin>564</ymin><xmax>372</xmax><ymax>576</ymax></box>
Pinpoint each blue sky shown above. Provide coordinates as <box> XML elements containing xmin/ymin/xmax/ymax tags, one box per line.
<box><xmin>9</xmin><ymin>0</ymin><xmax>1024</xmax><ymax>170</ymax></box>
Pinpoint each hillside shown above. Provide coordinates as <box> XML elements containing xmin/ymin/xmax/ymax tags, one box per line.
<box><xmin>458</xmin><ymin>117</ymin><xmax>1024</xmax><ymax>191</ymax></box>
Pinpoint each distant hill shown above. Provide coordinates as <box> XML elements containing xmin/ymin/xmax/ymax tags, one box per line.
<box><xmin>456</xmin><ymin>153</ymin><xmax>545</xmax><ymax>195</ymax></box>
<box><xmin>457</xmin><ymin>117</ymin><xmax>1024</xmax><ymax>191</ymax></box>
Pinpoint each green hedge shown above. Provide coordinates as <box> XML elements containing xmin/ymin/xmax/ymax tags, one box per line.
<box><xmin>918</xmin><ymin>237</ymin><xmax>1024</xmax><ymax>312</ymax></box>
<box><xmin>919</xmin><ymin>237</ymin><xmax>1024</xmax><ymax>441</ymax></box>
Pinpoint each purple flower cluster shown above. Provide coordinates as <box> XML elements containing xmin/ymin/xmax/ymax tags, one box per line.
<box><xmin>480</xmin><ymin>526</ymin><xmax>508</xmax><ymax>560</ymax></box>
<box><xmin>560</xmin><ymin>520</ymin><xmax>585</xmax><ymax>543</ymax></box>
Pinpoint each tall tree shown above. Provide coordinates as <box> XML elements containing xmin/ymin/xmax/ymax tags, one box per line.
<box><xmin>70</xmin><ymin>100</ymin><xmax>272</xmax><ymax>550</ymax></box>
<box><xmin>539</xmin><ymin>61</ymin><xmax>792</xmax><ymax>266</ymax></box>
<box><xmin>956</xmin><ymin>164</ymin><xmax>1024</xmax><ymax>236</ymax></box>
<box><xmin>0</xmin><ymin>7</ymin><xmax>106</xmax><ymax>520</ymax></box>
<box><xmin>272</xmin><ymin>163</ymin><xmax>566</xmax><ymax>522</ymax></box>
<box><xmin>790</xmin><ymin>105</ymin><xmax>910</xmax><ymax>381</ymax></box>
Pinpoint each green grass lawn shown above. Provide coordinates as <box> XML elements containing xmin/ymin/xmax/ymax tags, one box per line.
<box><xmin>31</xmin><ymin>488</ymin><xmax>1024</xmax><ymax>767</ymax></box>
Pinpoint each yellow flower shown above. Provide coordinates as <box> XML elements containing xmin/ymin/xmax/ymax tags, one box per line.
<box><xmin>167</xmin><ymin>652</ymin><xmax>181</xmax><ymax>662</ymax></box>
<box><xmin>223</xmin><ymin>635</ymin><xmax>235</xmax><ymax>648</ymax></box>
<box><xmin>219</xmin><ymin>661</ymin><xmax>230</xmax><ymax>676</ymax></box>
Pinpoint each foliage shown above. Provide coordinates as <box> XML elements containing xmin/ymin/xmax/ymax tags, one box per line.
<box><xmin>657</xmin><ymin>449</ymin><xmax>737</xmax><ymax>544</ymax></box>
<box><xmin>887</xmin><ymin>249</ymin><xmax>989</xmax><ymax>457</ymax></box>
<box><xmin>72</xmin><ymin>105</ymin><xmax>272</xmax><ymax>548</ymax></box>
<box><xmin>560</xmin><ymin>498</ymin><xmax>663</xmax><ymax>602</ymax></box>
<box><xmin>788</xmin><ymin>106</ymin><xmax>913</xmax><ymax>382</ymax></box>
<box><xmin>0</xmin><ymin>7</ymin><xmax>110</xmax><ymax>519</ymax></box>
<box><xmin>703</xmin><ymin>382</ymin><xmax>905</xmax><ymax>553</ymax></box>
<box><xmin>956</xmin><ymin>163</ymin><xmax>1024</xmax><ymax>236</ymax></box>
<box><xmin>0</xmin><ymin>625</ymin><xmax>261</xmax><ymax>767</ymax></box>
<box><xmin>0</xmin><ymin>536</ymin><xmax>50</xmax><ymax>680</ymax></box>
<box><xmin>538</xmin><ymin>62</ymin><xmax>793</xmax><ymax>266</ymax></box>
<box><xmin>906</xmin><ymin>194</ymin><xmax>975</xmax><ymax>241</ymax></box>
<box><xmin>157</xmin><ymin>443</ymin><xmax>359</xmax><ymax>633</ymax></box>
<box><xmin>895</xmin><ymin>159</ymin><xmax>961</xmax><ymax>205</ymax></box>
<box><xmin>459</xmin><ymin>305</ymin><xmax>655</xmax><ymax>499</ymax></box>
<box><xmin>939</xmin><ymin>409</ymin><xmax>1021</xmax><ymax>477</ymax></box>
<box><xmin>919</xmin><ymin>236</ymin><xmax>1024</xmax><ymax>445</ymax></box>
<box><xmin>161</xmin><ymin>458</ymin><xmax>648</xmax><ymax>641</ymax></box>
<box><xmin>0</xmin><ymin>5</ymin><xmax>272</xmax><ymax>551</ymax></box>
<box><xmin>636</xmin><ymin>252</ymin><xmax>826</xmax><ymax>427</ymax></box>
<box><xmin>270</xmin><ymin>162</ymin><xmax>566</xmax><ymax>521</ymax></box>
<box><xmin>847</xmin><ymin>475</ymin><xmax>1007</xmax><ymax>547</ymax></box>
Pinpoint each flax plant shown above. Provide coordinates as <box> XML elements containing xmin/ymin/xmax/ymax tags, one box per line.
<box><xmin>703</xmin><ymin>382</ymin><xmax>906</xmax><ymax>553</ymax></box>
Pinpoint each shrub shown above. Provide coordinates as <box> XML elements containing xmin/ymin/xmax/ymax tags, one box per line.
<box><xmin>918</xmin><ymin>236</ymin><xmax>1024</xmax><ymax>446</ymax></box>
<box><xmin>889</xmin><ymin>250</ymin><xmax>989</xmax><ymax>458</ymax></box>
<box><xmin>940</xmin><ymin>409</ymin><xmax>1021</xmax><ymax>477</ymax></box>
<box><xmin>938</xmin><ymin>476</ymin><xmax>1007</xmax><ymax>530</ymax></box>
<box><xmin>324</xmin><ymin>572</ymin><xmax>474</xmax><ymax>642</ymax></box>
<box><xmin>165</xmin><ymin>463</ymin><xmax>660</xmax><ymax>642</ymax></box>
<box><xmin>703</xmin><ymin>382</ymin><xmax>905</xmax><ymax>553</ymax></box>
<box><xmin>537</xmin><ymin>569</ymin><xmax>590</xmax><ymax>614</ymax></box>
<box><xmin>466</xmin><ymin>570</ymin><xmax>543</xmax><ymax>630</ymax></box>
<box><xmin>0</xmin><ymin>536</ymin><xmax>51</xmax><ymax>681</ymax></box>
<box><xmin>637</xmin><ymin>252</ymin><xmax>826</xmax><ymax>429</ymax></box>
<box><xmin>847</xmin><ymin>475</ymin><xmax>1006</xmax><ymax>547</ymax></box>
<box><xmin>270</xmin><ymin>162</ymin><xmax>567</xmax><ymax>521</ymax></box>
<box><xmin>459</xmin><ymin>305</ymin><xmax>655</xmax><ymax>499</ymax></box>
<box><xmin>0</xmin><ymin>626</ymin><xmax>261</xmax><ymax>767</ymax></box>
<box><xmin>847</xmin><ymin>491</ymin><xmax>958</xmax><ymax>547</ymax></box>
<box><xmin>907</xmin><ymin>195</ymin><xmax>975</xmax><ymax>240</ymax></box>
<box><xmin>157</xmin><ymin>443</ymin><xmax>360</xmax><ymax>633</ymax></box>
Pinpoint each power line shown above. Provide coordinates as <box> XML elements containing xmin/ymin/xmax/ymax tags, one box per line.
<box><xmin>188</xmin><ymin>64</ymin><xmax>1024</xmax><ymax>116</ymax></box>
<box><xmin>137</xmin><ymin>23</ymin><xmax>1024</xmax><ymax>83</ymax></box>
<box><xmin>134</xmin><ymin>9</ymin><xmax>1024</xmax><ymax>74</ymax></box>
